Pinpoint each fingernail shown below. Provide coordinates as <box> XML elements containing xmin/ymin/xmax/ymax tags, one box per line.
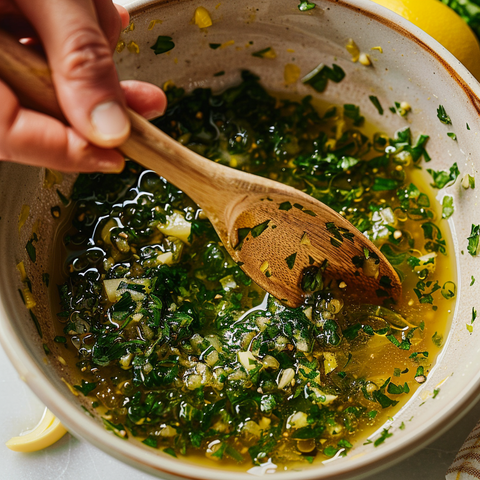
<box><xmin>91</xmin><ymin>101</ymin><xmax>129</xmax><ymax>140</ymax></box>
<box><xmin>144</xmin><ymin>107</ymin><xmax>166</xmax><ymax>120</ymax></box>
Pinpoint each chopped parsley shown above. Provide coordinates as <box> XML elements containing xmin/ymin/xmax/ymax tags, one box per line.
<box><xmin>441</xmin><ymin>195</ymin><xmax>454</xmax><ymax>219</ymax></box>
<box><xmin>467</xmin><ymin>224</ymin><xmax>480</xmax><ymax>256</ymax></box>
<box><xmin>437</xmin><ymin>105</ymin><xmax>452</xmax><ymax>125</ymax></box>
<box><xmin>298</xmin><ymin>0</ymin><xmax>316</xmax><ymax>11</ymax></box>
<box><xmin>150</xmin><ymin>35</ymin><xmax>175</xmax><ymax>55</ymax></box>
<box><xmin>301</xmin><ymin>63</ymin><xmax>345</xmax><ymax>92</ymax></box>
<box><xmin>427</xmin><ymin>163</ymin><xmax>459</xmax><ymax>189</ymax></box>
<box><xmin>369</xmin><ymin>95</ymin><xmax>384</xmax><ymax>115</ymax></box>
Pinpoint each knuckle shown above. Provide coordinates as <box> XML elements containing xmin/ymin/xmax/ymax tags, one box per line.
<box><xmin>60</xmin><ymin>27</ymin><xmax>114</xmax><ymax>82</ymax></box>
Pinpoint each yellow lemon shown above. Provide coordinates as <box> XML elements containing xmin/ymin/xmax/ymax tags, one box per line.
<box><xmin>6</xmin><ymin>408</ymin><xmax>67</xmax><ymax>452</ymax></box>
<box><xmin>370</xmin><ymin>0</ymin><xmax>480</xmax><ymax>80</ymax></box>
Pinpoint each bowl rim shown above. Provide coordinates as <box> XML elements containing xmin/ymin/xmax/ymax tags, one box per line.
<box><xmin>2</xmin><ymin>0</ymin><xmax>480</xmax><ymax>478</ymax></box>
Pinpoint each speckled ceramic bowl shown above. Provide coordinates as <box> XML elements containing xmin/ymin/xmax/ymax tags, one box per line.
<box><xmin>1</xmin><ymin>0</ymin><xmax>480</xmax><ymax>478</ymax></box>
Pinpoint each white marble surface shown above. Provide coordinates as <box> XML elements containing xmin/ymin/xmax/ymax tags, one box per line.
<box><xmin>0</xmin><ymin>343</ymin><xmax>476</xmax><ymax>480</ymax></box>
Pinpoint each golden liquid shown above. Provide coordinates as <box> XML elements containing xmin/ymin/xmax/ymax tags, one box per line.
<box><xmin>47</xmin><ymin>96</ymin><xmax>455</xmax><ymax>471</ymax></box>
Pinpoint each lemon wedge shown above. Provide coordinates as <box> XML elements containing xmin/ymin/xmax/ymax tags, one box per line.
<box><xmin>6</xmin><ymin>408</ymin><xmax>67</xmax><ymax>452</ymax></box>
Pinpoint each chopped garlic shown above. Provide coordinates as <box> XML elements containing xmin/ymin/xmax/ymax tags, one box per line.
<box><xmin>359</xmin><ymin>53</ymin><xmax>371</xmax><ymax>66</ymax></box>
<box><xmin>284</xmin><ymin>64</ymin><xmax>301</xmax><ymax>84</ymax></box>
<box><xmin>277</xmin><ymin>368</ymin><xmax>295</xmax><ymax>389</ymax></box>
<box><xmin>346</xmin><ymin>38</ymin><xmax>360</xmax><ymax>62</ymax></box>
<box><xmin>324</xmin><ymin>352</ymin><xmax>337</xmax><ymax>374</ymax></box>
<box><xmin>194</xmin><ymin>6</ymin><xmax>213</xmax><ymax>28</ymax></box>
<box><xmin>238</xmin><ymin>351</ymin><xmax>259</xmax><ymax>371</ymax></box>
<box><xmin>158</xmin><ymin>212</ymin><xmax>192</xmax><ymax>244</ymax></box>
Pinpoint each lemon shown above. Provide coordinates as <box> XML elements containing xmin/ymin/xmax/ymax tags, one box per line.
<box><xmin>370</xmin><ymin>0</ymin><xmax>480</xmax><ymax>80</ymax></box>
<box><xmin>6</xmin><ymin>408</ymin><xmax>67</xmax><ymax>452</ymax></box>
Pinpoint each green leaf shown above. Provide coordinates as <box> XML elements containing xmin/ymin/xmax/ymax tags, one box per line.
<box><xmin>467</xmin><ymin>224</ymin><xmax>480</xmax><ymax>256</ymax></box>
<box><xmin>279</xmin><ymin>201</ymin><xmax>292</xmax><ymax>211</ymax></box>
<box><xmin>343</xmin><ymin>104</ymin><xmax>364</xmax><ymax>126</ymax></box>
<box><xmin>251</xmin><ymin>220</ymin><xmax>270</xmax><ymax>238</ymax></box>
<box><xmin>102</xmin><ymin>418</ymin><xmax>128</xmax><ymax>438</ymax></box>
<box><xmin>437</xmin><ymin>105</ymin><xmax>452</xmax><ymax>125</ymax></box>
<box><xmin>374</xmin><ymin>428</ymin><xmax>393</xmax><ymax>447</ymax></box>
<box><xmin>432</xmin><ymin>331</ymin><xmax>443</xmax><ymax>348</ymax></box>
<box><xmin>25</xmin><ymin>233</ymin><xmax>38</xmax><ymax>262</ymax></box>
<box><xmin>252</xmin><ymin>47</ymin><xmax>274</xmax><ymax>58</ymax></box>
<box><xmin>163</xmin><ymin>447</ymin><xmax>177</xmax><ymax>457</ymax></box>
<box><xmin>151</xmin><ymin>36</ymin><xmax>175</xmax><ymax>54</ymax></box>
<box><xmin>142</xmin><ymin>436</ymin><xmax>158</xmax><ymax>448</ymax></box>
<box><xmin>323</xmin><ymin>445</ymin><xmax>338</xmax><ymax>457</ymax></box>
<box><xmin>369</xmin><ymin>95</ymin><xmax>384</xmax><ymax>115</ymax></box>
<box><xmin>441</xmin><ymin>281</ymin><xmax>456</xmax><ymax>300</ymax></box>
<box><xmin>442</xmin><ymin>195</ymin><xmax>454</xmax><ymax>219</ymax></box>
<box><xmin>74</xmin><ymin>379</ymin><xmax>97</xmax><ymax>396</ymax></box>
<box><xmin>301</xmin><ymin>63</ymin><xmax>345</xmax><ymax>92</ymax></box>
<box><xmin>372</xmin><ymin>178</ymin><xmax>399</xmax><ymax>191</ymax></box>
<box><xmin>298</xmin><ymin>0</ymin><xmax>316</xmax><ymax>11</ymax></box>
<box><xmin>427</xmin><ymin>163</ymin><xmax>459</xmax><ymax>188</ymax></box>
<box><xmin>447</xmin><ymin>132</ymin><xmax>457</xmax><ymax>141</ymax></box>
<box><xmin>285</xmin><ymin>252</ymin><xmax>297</xmax><ymax>270</ymax></box>
<box><xmin>209</xmin><ymin>43</ymin><xmax>221</xmax><ymax>49</ymax></box>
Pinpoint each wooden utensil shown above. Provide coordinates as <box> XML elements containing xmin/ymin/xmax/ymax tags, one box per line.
<box><xmin>0</xmin><ymin>29</ymin><xmax>401</xmax><ymax>307</ymax></box>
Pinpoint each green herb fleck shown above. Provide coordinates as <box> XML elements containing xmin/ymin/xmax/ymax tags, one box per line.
<box><xmin>344</xmin><ymin>104</ymin><xmax>364</xmax><ymax>126</ymax></box>
<box><xmin>467</xmin><ymin>224</ymin><xmax>480</xmax><ymax>256</ymax></box>
<box><xmin>441</xmin><ymin>281</ymin><xmax>456</xmax><ymax>300</ymax></box>
<box><xmin>74</xmin><ymin>379</ymin><xmax>97</xmax><ymax>396</ymax></box>
<box><xmin>447</xmin><ymin>132</ymin><xmax>457</xmax><ymax>141</ymax></box>
<box><xmin>441</xmin><ymin>195</ymin><xmax>454</xmax><ymax>219</ymax></box>
<box><xmin>252</xmin><ymin>47</ymin><xmax>274</xmax><ymax>58</ymax></box>
<box><xmin>285</xmin><ymin>252</ymin><xmax>297</xmax><ymax>270</ymax></box>
<box><xmin>374</xmin><ymin>428</ymin><xmax>393</xmax><ymax>447</ymax></box>
<box><xmin>142</xmin><ymin>436</ymin><xmax>158</xmax><ymax>448</ymax></box>
<box><xmin>369</xmin><ymin>95</ymin><xmax>384</xmax><ymax>115</ymax></box>
<box><xmin>301</xmin><ymin>63</ymin><xmax>345</xmax><ymax>93</ymax></box>
<box><xmin>56</xmin><ymin>189</ymin><xmax>69</xmax><ymax>206</ymax></box>
<box><xmin>25</xmin><ymin>233</ymin><xmax>38</xmax><ymax>263</ymax></box>
<box><xmin>427</xmin><ymin>163</ymin><xmax>459</xmax><ymax>189</ymax></box>
<box><xmin>437</xmin><ymin>105</ymin><xmax>452</xmax><ymax>125</ymax></box>
<box><xmin>251</xmin><ymin>220</ymin><xmax>270</xmax><ymax>238</ymax></box>
<box><xmin>163</xmin><ymin>447</ymin><xmax>177</xmax><ymax>457</ymax></box>
<box><xmin>151</xmin><ymin>36</ymin><xmax>175</xmax><ymax>55</ymax></box>
<box><xmin>431</xmin><ymin>331</ymin><xmax>443</xmax><ymax>348</ymax></box>
<box><xmin>298</xmin><ymin>0</ymin><xmax>316</xmax><ymax>11</ymax></box>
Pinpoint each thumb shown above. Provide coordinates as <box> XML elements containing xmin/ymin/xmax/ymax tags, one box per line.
<box><xmin>17</xmin><ymin>0</ymin><xmax>130</xmax><ymax>148</ymax></box>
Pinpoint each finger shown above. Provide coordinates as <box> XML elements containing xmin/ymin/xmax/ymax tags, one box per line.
<box><xmin>0</xmin><ymin>80</ymin><xmax>124</xmax><ymax>173</ymax></box>
<box><xmin>121</xmin><ymin>80</ymin><xmax>167</xmax><ymax>120</ymax></box>
<box><xmin>16</xmin><ymin>0</ymin><xmax>130</xmax><ymax>149</ymax></box>
<box><xmin>93</xmin><ymin>0</ymin><xmax>123</xmax><ymax>51</ymax></box>
<box><xmin>0</xmin><ymin>0</ymin><xmax>20</xmax><ymax>15</ymax></box>
<box><xmin>114</xmin><ymin>4</ymin><xmax>130</xmax><ymax>30</ymax></box>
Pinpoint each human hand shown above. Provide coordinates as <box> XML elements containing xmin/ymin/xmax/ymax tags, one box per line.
<box><xmin>0</xmin><ymin>0</ymin><xmax>167</xmax><ymax>172</ymax></box>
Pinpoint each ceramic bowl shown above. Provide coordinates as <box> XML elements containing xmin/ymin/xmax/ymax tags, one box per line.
<box><xmin>1</xmin><ymin>0</ymin><xmax>480</xmax><ymax>478</ymax></box>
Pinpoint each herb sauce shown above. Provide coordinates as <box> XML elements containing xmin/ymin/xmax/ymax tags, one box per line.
<box><xmin>53</xmin><ymin>72</ymin><xmax>454</xmax><ymax>469</ymax></box>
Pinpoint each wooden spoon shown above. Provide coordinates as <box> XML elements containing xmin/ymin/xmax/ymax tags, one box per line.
<box><xmin>0</xmin><ymin>29</ymin><xmax>401</xmax><ymax>307</ymax></box>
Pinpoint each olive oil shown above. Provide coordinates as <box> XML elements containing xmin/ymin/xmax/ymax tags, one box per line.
<box><xmin>50</xmin><ymin>73</ymin><xmax>454</xmax><ymax>470</ymax></box>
